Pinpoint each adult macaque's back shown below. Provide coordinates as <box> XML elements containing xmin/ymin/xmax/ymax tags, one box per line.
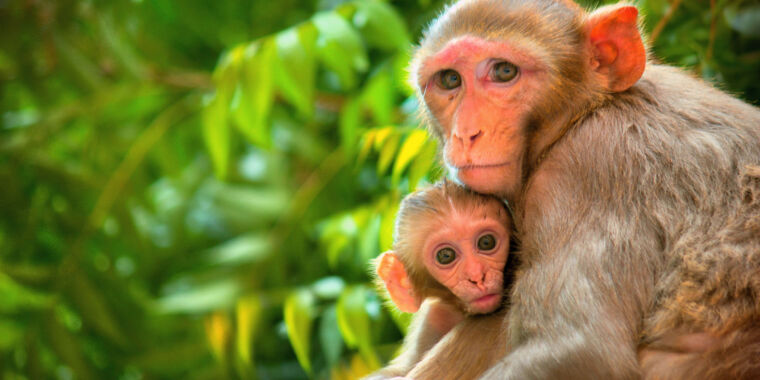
<box><xmin>401</xmin><ymin>0</ymin><xmax>760</xmax><ymax>379</ymax></box>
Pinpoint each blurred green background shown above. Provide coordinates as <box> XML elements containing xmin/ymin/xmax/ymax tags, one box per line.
<box><xmin>1</xmin><ymin>0</ymin><xmax>758</xmax><ymax>379</ymax></box>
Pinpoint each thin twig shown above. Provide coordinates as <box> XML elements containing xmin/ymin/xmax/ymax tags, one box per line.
<box><xmin>56</xmin><ymin>95</ymin><xmax>195</xmax><ymax>287</ymax></box>
<box><xmin>706</xmin><ymin>0</ymin><xmax>718</xmax><ymax>61</ymax></box>
<box><xmin>650</xmin><ymin>0</ymin><xmax>684</xmax><ymax>45</ymax></box>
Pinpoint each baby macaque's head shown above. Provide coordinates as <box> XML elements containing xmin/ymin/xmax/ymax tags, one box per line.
<box><xmin>375</xmin><ymin>181</ymin><xmax>511</xmax><ymax>315</ymax></box>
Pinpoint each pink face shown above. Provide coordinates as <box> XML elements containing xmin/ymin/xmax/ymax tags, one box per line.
<box><xmin>421</xmin><ymin>205</ymin><xmax>510</xmax><ymax>315</ymax></box>
<box><xmin>416</xmin><ymin>36</ymin><xmax>547</xmax><ymax>198</ymax></box>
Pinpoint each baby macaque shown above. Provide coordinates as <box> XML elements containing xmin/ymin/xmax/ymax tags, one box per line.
<box><xmin>368</xmin><ymin>181</ymin><xmax>513</xmax><ymax>379</ymax></box>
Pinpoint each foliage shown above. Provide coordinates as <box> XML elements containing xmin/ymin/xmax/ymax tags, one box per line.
<box><xmin>1</xmin><ymin>0</ymin><xmax>758</xmax><ymax>379</ymax></box>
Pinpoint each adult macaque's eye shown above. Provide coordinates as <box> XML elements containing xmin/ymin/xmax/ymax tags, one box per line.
<box><xmin>477</xmin><ymin>234</ymin><xmax>497</xmax><ymax>251</ymax></box>
<box><xmin>437</xmin><ymin>69</ymin><xmax>462</xmax><ymax>90</ymax></box>
<box><xmin>490</xmin><ymin>61</ymin><xmax>518</xmax><ymax>82</ymax></box>
<box><xmin>436</xmin><ymin>247</ymin><xmax>457</xmax><ymax>265</ymax></box>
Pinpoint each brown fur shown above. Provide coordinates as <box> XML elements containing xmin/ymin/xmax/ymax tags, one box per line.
<box><xmin>402</xmin><ymin>0</ymin><xmax>760</xmax><ymax>379</ymax></box>
<box><xmin>409</xmin><ymin>309</ymin><xmax>510</xmax><ymax>380</ymax></box>
<box><xmin>639</xmin><ymin>165</ymin><xmax>760</xmax><ymax>380</ymax></box>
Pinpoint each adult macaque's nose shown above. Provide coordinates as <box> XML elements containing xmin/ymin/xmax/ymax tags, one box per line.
<box><xmin>454</xmin><ymin>128</ymin><xmax>483</xmax><ymax>149</ymax></box>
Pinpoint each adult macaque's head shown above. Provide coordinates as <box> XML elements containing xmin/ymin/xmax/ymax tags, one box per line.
<box><xmin>409</xmin><ymin>0</ymin><xmax>646</xmax><ymax>198</ymax></box>
<box><xmin>375</xmin><ymin>181</ymin><xmax>511</xmax><ymax>315</ymax></box>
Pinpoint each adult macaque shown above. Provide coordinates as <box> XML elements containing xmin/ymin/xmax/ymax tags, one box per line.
<box><xmin>396</xmin><ymin>0</ymin><xmax>760</xmax><ymax>379</ymax></box>
<box><xmin>368</xmin><ymin>181</ymin><xmax>513</xmax><ymax>380</ymax></box>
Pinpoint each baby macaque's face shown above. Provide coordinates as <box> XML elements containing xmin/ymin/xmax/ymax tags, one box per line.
<box><xmin>421</xmin><ymin>204</ymin><xmax>509</xmax><ymax>315</ymax></box>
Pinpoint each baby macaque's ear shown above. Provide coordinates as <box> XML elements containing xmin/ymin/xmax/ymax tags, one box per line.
<box><xmin>376</xmin><ymin>251</ymin><xmax>421</xmax><ymax>313</ymax></box>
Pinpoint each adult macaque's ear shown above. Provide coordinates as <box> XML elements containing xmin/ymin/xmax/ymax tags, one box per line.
<box><xmin>586</xmin><ymin>5</ymin><xmax>646</xmax><ymax>92</ymax></box>
<box><xmin>376</xmin><ymin>251</ymin><xmax>421</xmax><ymax>313</ymax></box>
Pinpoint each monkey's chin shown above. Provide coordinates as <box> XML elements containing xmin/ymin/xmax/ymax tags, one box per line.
<box><xmin>467</xmin><ymin>293</ymin><xmax>502</xmax><ymax>315</ymax></box>
<box><xmin>454</xmin><ymin>164</ymin><xmax>518</xmax><ymax>198</ymax></box>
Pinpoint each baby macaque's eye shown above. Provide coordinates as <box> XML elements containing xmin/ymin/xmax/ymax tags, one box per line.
<box><xmin>477</xmin><ymin>234</ymin><xmax>497</xmax><ymax>251</ymax></box>
<box><xmin>436</xmin><ymin>247</ymin><xmax>457</xmax><ymax>265</ymax></box>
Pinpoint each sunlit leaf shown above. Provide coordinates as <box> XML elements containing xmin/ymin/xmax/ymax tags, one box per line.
<box><xmin>353</xmin><ymin>0</ymin><xmax>410</xmax><ymax>51</ymax></box>
<box><xmin>336</xmin><ymin>286</ymin><xmax>380</xmax><ymax>369</ymax></box>
<box><xmin>284</xmin><ymin>290</ymin><xmax>316</xmax><ymax>374</ymax></box>
<box><xmin>273</xmin><ymin>24</ymin><xmax>318</xmax><ymax>117</ymax></box>
<box><xmin>312</xmin><ymin>276</ymin><xmax>346</xmax><ymax>300</ymax></box>
<box><xmin>340</xmin><ymin>97</ymin><xmax>362</xmax><ymax>157</ymax></box>
<box><xmin>232</xmin><ymin>39</ymin><xmax>276</xmax><ymax>147</ymax></box>
<box><xmin>330</xmin><ymin>353</ymin><xmax>374</xmax><ymax>380</ymax></box>
<box><xmin>319</xmin><ymin>305</ymin><xmax>344</xmax><ymax>369</ymax></box>
<box><xmin>46</xmin><ymin>313</ymin><xmax>96</xmax><ymax>380</ymax></box>
<box><xmin>393</xmin><ymin>49</ymin><xmax>415</xmax><ymax>96</ymax></box>
<box><xmin>314</xmin><ymin>11</ymin><xmax>369</xmax><ymax>89</ymax></box>
<box><xmin>203</xmin><ymin>92</ymin><xmax>231</xmax><ymax>180</ymax></box>
<box><xmin>158</xmin><ymin>280</ymin><xmax>240</xmax><ymax>314</ymax></box>
<box><xmin>357</xmin><ymin>129</ymin><xmax>377</xmax><ymax>166</ymax></box>
<box><xmin>407</xmin><ymin>139</ymin><xmax>439</xmax><ymax>192</ymax></box>
<box><xmin>204</xmin><ymin>233</ymin><xmax>272</xmax><ymax>266</ymax></box>
<box><xmin>0</xmin><ymin>273</ymin><xmax>52</xmax><ymax>312</ymax></box>
<box><xmin>320</xmin><ymin>213</ymin><xmax>358</xmax><ymax>267</ymax></box>
<box><xmin>391</xmin><ymin>129</ymin><xmax>429</xmax><ymax>185</ymax></box>
<box><xmin>68</xmin><ymin>275</ymin><xmax>128</xmax><ymax>346</ymax></box>
<box><xmin>379</xmin><ymin>195</ymin><xmax>400</xmax><ymax>252</ymax></box>
<box><xmin>388</xmin><ymin>308</ymin><xmax>413</xmax><ymax>335</ymax></box>
<box><xmin>361</xmin><ymin>65</ymin><xmax>395</xmax><ymax>125</ymax></box>
<box><xmin>725</xmin><ymin>5</ymin><xmax>760</xmax><ymax>38</ymax></box>
<box><xmin>236</xmin><ymin>296</ymin><xmax>262</xmax><ymax>366</ymax></box>
<box><xmin>358</xmin><ymin>214</ymin><xmax>381</xmax><ymax>264</ymax></box>
<box><xmin>205</xmin><ymin>312</ymin><xmax>231</xmax><ymax>362</ymax></box>
<box><xmin>372</xmin><ymin>126</ymin><xmax>393</xmax><ymax>150</ymax></box>
<box><xmin>0</xmin><ymin>319</ymin><xmax>24</xmax><ymax>350</ymax></box>
<box><xmin>377</xmin><ymin>132</ymin><xmax>401</xmax><ymax>176</ymax></box>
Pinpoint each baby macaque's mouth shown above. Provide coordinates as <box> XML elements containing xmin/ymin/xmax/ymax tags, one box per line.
<box><xmin>473</xmin><ymin>293</ymin><xmax>499</xmax><ymax>306</ymax></box>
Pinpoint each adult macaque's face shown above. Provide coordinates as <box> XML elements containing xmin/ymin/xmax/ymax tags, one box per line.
<box><xmin>421</xmin><ymin>208</ymin><xmax>510</xmax><ymax>314</ymax></box>
<box><xmin>416</xmin><ymin>36</ymin><xmax>547</xmax><ymax>197</ymax></box>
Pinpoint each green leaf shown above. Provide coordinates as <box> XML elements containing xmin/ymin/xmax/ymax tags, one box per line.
<box><xmin>340</xmin><ymin>97</ymin><xmax>362</xmax><ymax>157</ymax></box>
<box><xmin>725</xmin><ymin>5</ymin><xmax>760</xmax><ymax>38</ymax></box>
<box><xmin>353</xmin><ymin>0</ymin><xmax>410</xmax><ymax>51</ymax></box>
<box><xmin>0</xmin><ymin>272</ymin><xmax>52</xmax><ymax>312</ymax></box>
<box><xmin>314</xmin><ymin>11</ymin><xmax>369</xmax><ymax>89</ymax></box>
<box><xmin>361</xmin><ymin>66</ymin><xmax>395</xmax><ymax>125</ymax></box>
<box><xmin>311</xmin><ymin>276</ymin><xmax>346</xmax><ymax>300</ymax></box>
<box><xmin>372</xmin><ymin>126</ymin><xmax>393</xmax><ymax>150</ymax></box>
<box><xmin>158</xmin><ymin>279</ymin><xmax>241</xmax><ymax>314</ymax></box>
<box><xmin>68</xmin><ymin>275</ymin><xmax>128</xmax><ymax>346</ymax></box>
<box><xmin>204</xmin><ymin>233</ymin><xmax>272</xmax><ymax>266</ymax></box>
<box><xmin>274</xmin><ymin>23</ymin><xmax>318</xmax><ymax>117</ymax></box>
<box><xmin>319</xmin><ymin>305</ymin><xmax>344</xmax><ymax>369</ymax></box>
<box><xmin>377</xmin><ymin>132</ymin><xmax>401</xmax><ymax>176</ymax></box>
<box><xmin>407</xmin><ymin>139</ymin><xmax>439</xmax><ymax>192</ymax></box>
<box><xmin>284</xmin><ymin>289</ymin><xmax>316</xmax><ymax>374</ymax></box>
<box><xmin>393</xmin><ymin>50</ymin><xmax>415</xmax><ymax>96</ymax></box>
<box><xmin>358</xmin><ymin>214</ymin><xmax>381</xmax><ymax>265</ymax></box>
<box><xmin>236</xmin><ymin>296</ymin><xmax>262</xmax><ymax>366</ymax></box>
<box><xmin>378</xmin><ymin>194</ymin><xmax>400</xmax><ymax>252</ymax></box>
<box><xmin>320</xmin><ymin>213</ymin><xmax>358</xmax><ymax>267</ymax></box>
<box><xmin>391</xmin><ymin>129</ymin><xmax>430</xmax><ymax>185</ymax></box>
<box><xmin>336</xmin><ymin>286</ymin><xmax>380</xmax><ymax>368</ymax></box>
<box><xmin>0</xmin><ymin>319</ymin><xmax>24</xmax><ymax>350</ymax></box>
<box><xmin>232</xmin><ymin>39</ymin><xmax>276</xmax><ymax>147</ymax></box>
<box><xmin>203</xmin><ymin>91</ymin><xmax>232</xmax><ymax>180</ymax></box>
<box><xmin>46</xmin><ymin>313</ymin><xmax>96</xmax><ymax>380</ymax></box>
<box><xmin>357</xmin><ymin>129</ymin><xmax>377</xmax><ymax>166</ymax></box>
<box><xmin>388</xmin><ymin>308</ymin><xmax>413</xmax><ymax>335</ymax></box>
